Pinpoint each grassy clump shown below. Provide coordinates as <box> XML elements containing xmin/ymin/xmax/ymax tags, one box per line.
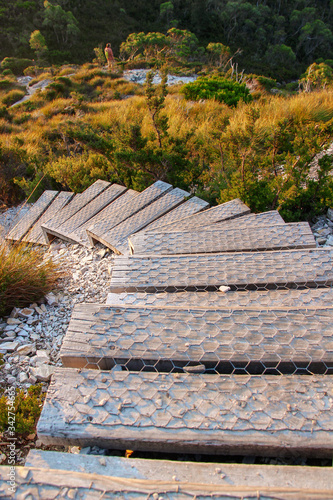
<box><xmin>0</xmin><ymin>242</ymin><xmax>65</xmax><ymax>317</ymax></box>
<box><xmin>0</xmin><ymin>384</ymin><xmax>45</xmax><ymax>435</ymax></box>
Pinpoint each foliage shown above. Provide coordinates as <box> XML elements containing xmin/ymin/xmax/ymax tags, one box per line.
<box><xmin>181</xmin><ymin>76</ymin><xmax>252</xmax><ymax>107</ymax></box>
<box><xmin>0</xmin><ymin>57</ymin><xmax>33</xmax><ymax>76</ymax></box>
<box><xmin>30</xmin><ymin>30</ymin><xmax>48</xmax><ymax>65</ymax></box>
<box><xmin>300</xmin><ymin>62</ymin><xmax>333</xmax><ymax>92</ymax></box>
<box><xmin>0</xmin><ymin>242</ymin><xmax>65</xmax><ymax>317</ymax></box>
<box><xmin>2</xmin><ymin>89</ymin><xmax>26</xmax><ymax>107</ymax></box>
<box><xmin>0</xmin><ymin>384</ymin><xmax>45</xmax><ymax>435</ymax></box>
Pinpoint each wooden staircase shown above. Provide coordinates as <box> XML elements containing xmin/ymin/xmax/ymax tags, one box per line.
<box><xmin>3</xmin><ymin>180</ymin><xmax>333</xmax><ymax>498</ymax></box>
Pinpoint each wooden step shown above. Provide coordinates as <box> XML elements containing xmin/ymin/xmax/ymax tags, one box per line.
<box><xmin>37</xmin><ymin>367</ymin><xmax>333</xmax><ymax>457</ymax></box>
<box><xmin>25</xmin><ymin>450</ymin><xmax>333</xmax><ymax>492</ymax></box>
<box><xmin>109</xmin><ymin>248</ymin><xmax>333</xmax><ymax>293</ymax></box>
<box><xmin>41</xmin><ymin>180</ymin><xmax>110</xmax><ymax>243</ymax></box>
<box><xmin>5</xmin><ymin>190</ymin><xmax>59</xmax><ymax>242</ymax></box>
<box><xmin>2</xmin><ymin>465</ymin><xmax>333</xmax><ymax>499</ymax></box>
<box><xmin>141</xmin><ymin>196</ymin><xmax>209</xmax><ymax>233</ymax></box>
<box><xmin>60</xmin><ymin>303</ymin><xmax>333</xmax><ymax>372</ymax></box>
<box><xmin>87</xmin><ymin>180</ymin><xmax>173</xmax><ymax>247</ymax></box>
<box><xmin>129</xmin><ymin>222</ymin><xmax>316</xmax><ymax>255</ymax></box>
<box><xmin>106</xmin><ymin>288</ymin><xmax>333</xmax><ymax>309</ymax></box>
<box><xmin>142</xmin><ymin>198</ymin><xmax>250</xmax><ymax>233</ymax></box>
<box><xmin>96</xmin><ymin>188</ymin><xmax>190</xmax><ymax>255</ymax></box>
<box><xmin>21</xmin><ymin>191</ymin><xmax>74</xmax><ymax>245</ymax></box>
<box><xmin>202</xmin><ymin>210</ymin><xmax>285</xmax><ymax>231</ymax></box>
<box><xmin>67</xmin><ymin>189</ymin><xmax>139</xmax><ymax>247</ymax></box>
<box><xmin>40</xmin><ymin>183</ymin><xmax>126</xmax><ymax>244</ymax></box>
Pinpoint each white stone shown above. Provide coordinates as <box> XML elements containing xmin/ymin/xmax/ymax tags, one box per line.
<box><xmin>6</xmin><ymin>318</ymin><xmax>21</xmax><ymax>325</ymax></box>
<box><xmin>325</xmin><ymin>235</ymin><xmax>333</xmax><ymax>246</ymax></box>
<box><xmin>45</xmin><ymin>292</ymin><xmax>57</xmax><ymax>306</ymax></box>
<box><xmin>30</xmin><ymin>365</ymin><xmax>55</xmax><ymax>381</ymax></box>
<box><xmin>18</xmin><ymin>308</ymin><xmax>35</xmax><ymax>319</ymax></box>
<box><xmin>219</xmin><ymin>286</ymin><xmax>231</xmax><ymax>293</ymax></box>
<box><xmin>327</xmin><ymin>208</ymin><xmax>333</xmax><ymax>221</ymax></box>
<box><xmin>17</xmin><ymin>344</ymin><xmax>35</xmax><ymax>356</ymax></box>
<box><xmin>0</xmin><ymin>342</ymin><xmax>19</xmax><ymax>352</ymax></box>
<box><xmin>19</xmin><ymin>372</ymin><xmax>28</xmax><ymax>383</ymax></box>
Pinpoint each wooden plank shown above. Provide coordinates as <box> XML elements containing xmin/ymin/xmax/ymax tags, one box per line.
<box><xmin>99</xmin><ymin>188</ymin><xmax>190</xmax><ymax>254</ymax></box>
<box><xmin>141</xmin><ymin>196</ymin><xmax>209</xmax><ymax>233</ymax></box>
<box><xmin>66</xmin><ymin>189</ymin><xmax>139</xmax><ymax>247</ymax></box>
<box><xmin>106</xmin><ymin>288</ymin><xmax>333</xmax><ymax>309</ymax></box>
<box><xmin>202</xmin><ymin>210</ymin><xmax>285</xmax><ymax>231</ymax></box>
<box><xmin>5</xmin><ymin>190</ymin><xmax>59</xmax><ymax>242</ymax></box>
<box><xmin>22</xmin><ymin>191</ymin><xmax>74</xmax><ymax>245</ymax></box>
<box><xmin>41</xmin><ymin>180</ymin><xmax>110</xmax><ymax>243</ymax></box>
<box><xmin>109</xmin><ymin>248</ymin><xmax>333</xmax><ymax>293</ymax></box>
<box><xmin>60</xmin><ymin>303</ymin><xmax>333</xmax><ymax>371</ymax></box>
<box><xmin>86</xmin><ymin>180</ymin><xmax>173</xmax><ymax>247</ymax></box>
<box><xmin>42</xmin><ymin>184</ymin><xmax>127</xmax><ymax>243</ymax></box>
<box><xmin>37</xmin><ymin>367</ymin><xmax>333</xmax><ymax>457</ymax></box>
<box><xmin>142</xmin><ymin>198</ymin><xmax>251</xmax><ymax>233</ymax></box>
<box><xmin>129</xmin><ymin>222</ymin><xmax>316</xmax><ymax>255</ymax></box>
<box><xmin>25</xmin><ymin>450</ymin><xmax>333</xmax><ymax>492</ymax></box>
<box><xmin>2</xmin><ymin>466</ymin><xmax>332</xmax><ymax>499</ymax></box>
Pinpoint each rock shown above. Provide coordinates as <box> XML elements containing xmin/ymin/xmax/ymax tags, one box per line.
<box><xmin>9</xmin><ymin>307</ymin><xmax>20</xmax><ymax>319</ymax></box>
<box><xmin>0</xmin><ymin>341</ymin><xmax>19</xmax><ymax>353</ymax></box>
<box><xmin>325</xmin><ymin>235</ymin><xmax>333</xmax><ymax>246</ymax></box>
<box><xmin>17</xmin><ymin>308</ymin><xmax>35</xmax><ymax>319</ymax></box>
<box><xmin>45</xmin><ymin>293</ymin><xmax>57</xmax><ymax>306</ymax></box>
<box><xmin>327</xmin><ymin>208</ymin><xmax>333</xmax><ymax>221</ymax></box>
<box><xmin>317</xmin><ymin>237</ymin><xmax>327</xmax><ymax>245</ymax></box>
<box><xmin>6</xmin><ymin>318</ymin><xmax>21</xmax><ymax>325</ymax></box>
<box><xmin>19</xmin><ymin>372</ymin><xmax>29</xmax><ymax>383</ymax></box>
<box><xmin>17</xmin><ymin>344</ymin><xmax>35</xmax><ymax>356</ymax></box>
<box><xmin>219</xmin><ymin>285</ymin><xmax>231</xmax><ymax>293</ymax></box>
<box><xmin>30</xmin><ymin>365</ymin><xmax>55</xmax><ymax>381</ymax></box>
<box><xmin>4</xmin><ymin>325</ymin><xmax>17</xmax><ymax>332</ymax></box>
<box><xmin>28</xmin><ymin>375</ymin><xmax>37</xmax><ymax>385</ymax></box>
<box><xmin>6</xmin><ymin>375</ymin><xmax>16</xmax><ymax>385</ymax></box>
<box><xmin>35</xmin><ymin>306</ymin><xmax>44</xmax><ymax>315</ymax></box>
<box><xmin>40</xmin><ymin>304</ymin><xmax>47</xmax><ymax>313</ymax></box>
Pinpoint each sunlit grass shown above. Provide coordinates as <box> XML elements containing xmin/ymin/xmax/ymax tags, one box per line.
<box><xmin>0</xmin><ymin>241</ymin><xmax>66</xmax><ymax>317</ymax></box>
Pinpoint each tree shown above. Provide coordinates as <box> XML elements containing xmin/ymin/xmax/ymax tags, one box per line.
<box><xmin>299</xmin><ymin>62</ymin><xmax>333</xmax><ymax>92</ymax></box>
<box><xmin>206</xmin><ymin>42</ymin><xmax>231</xmax><ymax>69</ymax></box>
<box><xmin>29</xmin><ymin>30</ymin><xmax>48</xmax><ymax>65</ymax></box>
<box><xmin>43</xmin><ymin>1</ymin><xmax>80</xmax><ymax>48</ymax></box>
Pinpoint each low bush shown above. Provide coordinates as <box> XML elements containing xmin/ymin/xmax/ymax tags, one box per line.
<box><xmin>2</xmin><ymin>90</ymin><xmax>26</xmax><ymax>107</ymax></box>
<box><xmin>181</xmin><ymin>75</ymin><xmax>252</xmax><ymax>107</ymax></box>
<box><xmin>0</xmin><ymin>242</ymin><xmax>65</xmax><ymax>317</ymax></box>
<box><xmin>0</xmin><ymin>384</ymin><xmax>45</xmax><ymax>435</ymax></box>
<box><xmin>0</xmin><ymin>58</ymin><xmax>33</xmax><ymax>76</ymax></box>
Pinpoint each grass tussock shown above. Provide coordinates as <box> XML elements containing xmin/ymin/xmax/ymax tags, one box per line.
<box><xmin>0</xmin><ymin>242</ymin><xmax>66</xmax><ymax>317</ymax></box>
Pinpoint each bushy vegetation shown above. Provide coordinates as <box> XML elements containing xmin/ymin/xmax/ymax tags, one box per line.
<box><xmin>181</xmin><ymin>76</ymin><xmax>252</xmax><ymax>106</ymax></box>
<box><xmin>0</xmin><ymin>242</ymin><xmax>65</xmax><ymax>317</ymax></box>
<box><xmin>0</xmin><ymin>384</ymin><xmax>45</xmax><ymax>435</ymax></box>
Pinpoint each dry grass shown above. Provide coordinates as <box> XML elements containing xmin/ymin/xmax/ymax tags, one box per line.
<box><xmin>0</xmin><ymin>242</ymin><xmax>66</xmax><ymax>317</ymax></box>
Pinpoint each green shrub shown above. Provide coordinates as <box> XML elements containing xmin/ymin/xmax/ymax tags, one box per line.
<box><xmin>181</xmin><ymin>76</ymin><xmax>252</xmax><ymax>107</ymax></box>
<box><xmin>2</xmin><ymin>90</ymin><xmax>26</xmax><ymax>107</ymax></box>
<box><xmin>0</xmin><ymin>384</ymin><xmax>45</xmax><ymax>435</ymax></box>
<box><xmin>0</xmin><ymin>242</ymin><xmax>65</xmax><ymax>317</ymax></box>
<box><xmin>0</xmin><ymin>58</ymin><xmax>33</xmax><ymax>76</ymax></box>
<box><xmin>0</xmin><ymin>79</ymin><xmax>14</xmax><ymax>90</ymax></box>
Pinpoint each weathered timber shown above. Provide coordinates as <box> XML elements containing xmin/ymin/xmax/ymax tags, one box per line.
<box><xmin>37</xmin><ymin>368</ymin><xmax>333</xmax><ymax>457</ymax></box>
<box><xmin>5</xmin><ymin>190</ymin><xmax>59</xmax><ymax>242</ymax></box>
<box><xmin>39</xmin><ymin>184</ymin><xmax>127</xmax><ymax>244</ymax></box>
<box><xmin>41</xmin><ymin>180</ymin><xmax>110</xmax><ymax>243</ymax></box>
<box><xmin>87</xmin><ymin>180</ymin><xmax>172</xmax><ymax>247</ymax></box>
<box><xmin>99</xmin><ymin>188</ymin><xmax>190</xmax><ymax>254</ymax></box>
<box><xmin>25</xmin><ymin>450</ymin><xmax>333</xmax><ymax>491</ymax></box>
<box><xmin>141</xmin><ymin>196</ymin><xmax>209</xmax><ymax>233</ymax></box>
<box><xmin>70</xmin><ymin>189</ymin><xmax>139</xmax><ymax>246</ymax></box>
<box><xmin>106</xmin><ymin>288</ymin><xmax>333</xmax><ymax>309</ymax></box>
<box><xmin>60</xmin><ymin>303</ymin><xmax>333</xmax><ymax>372</ymax></box>
<box><xmin>109</xmin><ymin>248</ymin><xmax>333</xmax><ymax>292</ymax></box>
<box><xmin>129</xmin><ymin>222</ymin><xmax>316</xmax><ymax>255</ymax></box>
<box><xmin>1</xmin><ymin>466</ymin><xmax>332</xmax><ymax>499</ymax></box>
<box><xmin>22</xmin><ymin>191</ymin><xmax>74</xmax><ymax>245</ymax></box>
<box><xmin>142</xmin><ymin>198</ymin><xmax>250</xmax><ymax>233</ymax></box>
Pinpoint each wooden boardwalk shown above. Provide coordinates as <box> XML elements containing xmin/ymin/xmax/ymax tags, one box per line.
<box><xmin>6</xmin><ymin>180</ymin><xmax>333</xmax><ymax>495</ymax></box>
<box><xmin>6</xmin><ymin>190</ymin><xmax>59</xmax><ymax>242</ymax></box>
<box><xmin>129</xmin><ymin>222</ymin><xmax>316</xmax><ymax>255</ymax></box>
<box><xmin>37</xmin><ymin>367</ymin><xmax>333</xmax><ymax>457</ymax></box>
<box><xmin>110</xmin><ymin>248</ymin><xmax>333</xmax><ymax>292</ymax></box>
<box><xmin>96</xmin><ymin>188</ymin><xmax>190</xmax><ymax>254</ymax></box>
<box><xmin>87</xmin><ymin>180</ymin><xmax>173</xmax><ymax>246</ymax></box>
<box><xmin>2</xmin><ymin>464</ymin><xmax>333</xmax><ymax>499</ymax></box>
<box><xmin>60</xmin><ymin>303</ymin><xmax>333</xmax><ymax>371</ymax></box>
